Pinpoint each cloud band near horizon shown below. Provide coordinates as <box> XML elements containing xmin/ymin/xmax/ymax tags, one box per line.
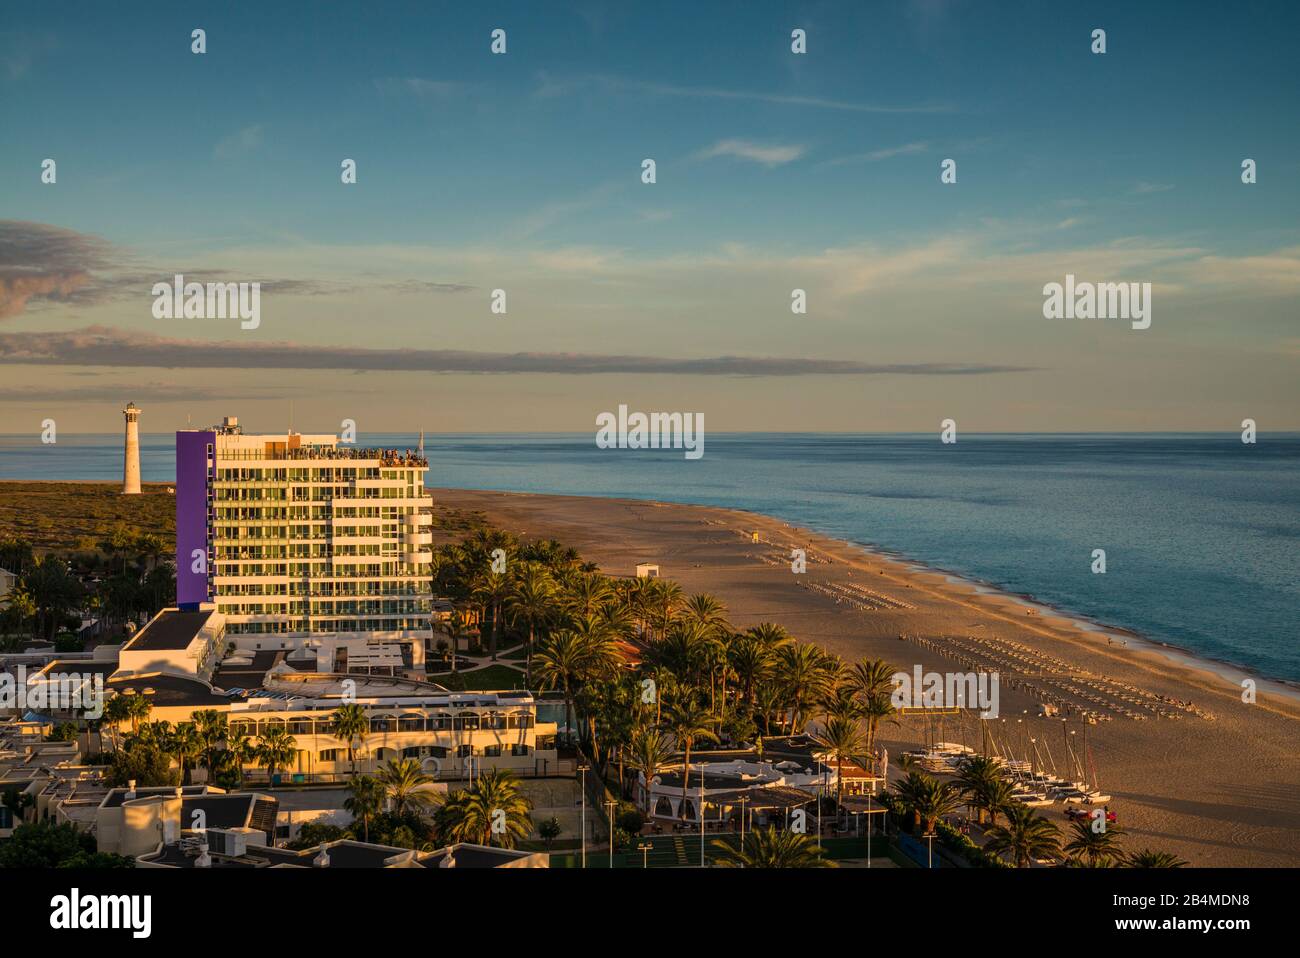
<box><xmin>0</xmin><ymin>325</ymin><xmax>1035</xmax><ymax>377</ymax></box>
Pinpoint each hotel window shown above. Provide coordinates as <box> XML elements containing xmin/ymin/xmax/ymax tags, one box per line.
<box><xmin>511</xmin><ymin>744</ymin><xmax>531</xmax><ymax>757</ymax></box>
<box><xmin>482</xmin><ymin>745</ymin><xmax>502</xmax><ymax>758</ymax></box>
<box><xmin>456</xmin><ymin>745</ymin><xmax>473</xmax><ymax>758</ymax></box>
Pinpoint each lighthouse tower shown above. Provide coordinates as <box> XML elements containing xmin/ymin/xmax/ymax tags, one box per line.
<box><xmin>122</xmin><ymin>403</ymin><xmax>142</xmax><ymax>495</ymax></box>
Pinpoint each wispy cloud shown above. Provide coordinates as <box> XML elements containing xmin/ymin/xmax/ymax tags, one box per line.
<box><xmin>1131</xmin><ymin>181</ymin><xmax>1175</xmax><ymax>194</ymax></box>
<box><xmin>0</xmin><ymin>221</ymin><xmax>473</xmax><ymax>318</ymax></box>
<box><xmin>0</xmin><ymin>221</ymin><xmax>113</xmax><ymax>318</ymax></box>
<box><xmin>502</xmin><ymin>181</ymin><xmax>624</xmax><ymax>241</ymax></box>
<box><xmin>821</xmin><ymin>141</ymin><xmax>930</xmax><ymax>167</ymax></box>
<box><xmin>0</xmin><ymin>325</ymin><xmax>1036</xmax><ymax>377</ymax></box>
<box><xmin>214</xmin><ymin>124</ymin><xmax>267</xmax><ymax>161</ymax></box>
<box><xmin>534</xmin><ymin>72</ymin><xmax>952</xmax><ymax>114</ymax></box>
<box><xmin>374</xmin><ymin>77</ymin><xmax>468</xmax><ymax>99</ymax></box>
<box><xmin>697</xmin><ymin>139</ymin><xmax>806</xmax><ymax>167</ymax></box>
<box><xmin>0</xmin><ymin>381</ymin><xmax>298</xmax><ymax>403</ymax></box>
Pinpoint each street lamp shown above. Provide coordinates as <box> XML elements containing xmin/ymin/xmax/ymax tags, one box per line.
<box><xmin>925</xmin><ymin>829</ymin><xmax>935</xmax><ymax>869</ymax></box>
<box><xmin>578</xmin><ymin>764</ymin><xmax>589</xmax><ymax>869</ymax></box>
<box><xmin>604</xmin><ymin>798</ymin><xmax>617</xmax><ymax>868</ymax></box>
<box><xmin>867</xmin><ymin>788</ymin><xmax>873</xmax><ymax>868</ymax></box>
<box><xmin>699</xmin><ymin>774</ymin><xmax>706</xmax><ymax>868</ymax></box>
<box><xmin>637</xmin><ymin>841</ymin><xmax>652</xmax><ymax>869</ymax></box>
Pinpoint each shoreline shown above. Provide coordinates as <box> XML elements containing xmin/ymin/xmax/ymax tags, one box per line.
<box><xmin>437</xmin><ymin>485</ymin><xmax>1300</xmax><ymax>703</ymax></box>
<box><xmin>861</xmin><ymin>545</ymin><xmax>1300</xmax><ymax>705</ymax></box>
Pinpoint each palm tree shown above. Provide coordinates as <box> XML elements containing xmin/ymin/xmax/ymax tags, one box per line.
<box><xmin>814</xmin><ymin>714</ymin><xmax>868</xmax><ymax>806</ymax></box>
<box><xmin>439</xmin><ymin>769</ymin><xmax>533</xmax><ymax>848</ymax></box>
<box><xmin>103</xmin><ymin>694</ymin><xmax>132</xmax><ymax>751</ymax></box>
<box><xmin>728</xmin><ymin>635</ymin><xmax>771</xmax><ymax>710</ymax></box>
<box><xmin>1064</xmin><ymin>819</ymin><xmax>1125</xmax><ymax>867</ymax></box>
<box><xmin>506</xmin><ymin>564</ymin><xmax>554</xmax><ymax>683</ymax></box>
<box><xmin>970</xmin><ymin>778</ymin><xmax>1017</xmax><ymax>830</ymax></box>
<box><xmin>627</xmin><ymin>727</ymin><xmax>675</xmax><ymax>814</ymax></box>
<box><xmin>375</xmin><ymin>758</ymin><xmax>440</xmax><ymax>817</ymax></box>
<box><xmin>169</xmin><ymin>723</ymin><xmax>202</xmax><ymax>786</ymax></box>
<box><xmin>954</xmin><ymin>755</ymin><xmax>1005</xmax><ymax>825</ymax></box>
<box><xmin>847</xmin><ymin>658</ymin><xmax>896</xmax><ymax>702</ymax></box>
<box><xmin>984</xmin><ymin>804</ymin><xmax>1062</xmax><ymax>867</ymax></box>
<box><xmin>682</xmin><ymin>593</ymin><xmax>729</xmax><ymax>634</ymax></box>
<box><xmin>861</xmin><ymin>691</ymin><xmax>898</xmax><ymax>758</ymax></box>
<box><xmin>777</xmin><ymin>642</ymin><xmax>832</xmax><ymax>733</ymax></box>
<box><xmin>344</xmin><ymin>775</ymin><xmax>384</xmax><ymax>843</ymax></box>
<box><xmin>911</xmin><ymin>777</ymin><xmax>964</xmax><ymax>836</ymax></box>
<box><xmin>124</xmin><ymin>694</ymin><xmax>152</xmax><ymax>735</ymax></box>
<box><xmin>192</xmin><ymin>709</ymin><xmax>228</xmax><ymax>783</ymax></box>
<box><xmin>648</xmin><ymin>579</ymin><xmax>684</xmax><ymax>641</ymax></box>
<box><xmin>891</xmin><ymin>770</ymin><xmax>959</xmax><ymax>833</ymax></box>
<box><xmin>255</xmin><ymin>726</ymin><xmax>299</xmax><ymax>789</ymax></box>
<box><xmin>711</xmin><ymin>826</ymin><xmax>835</xmax><ymax>868</ymax></box>
<box><xmin>1124</xmin><ymin>848</ymin><xmax>1189</xmax><ymax>868</ymax></box>
<box><xmin>747</xmin><ymin>622</ymin><xmax>792</xmax><ymax>649</ymax></box>
<box><xmin>330</xmin><ymin>704</ymin><xmax>370</xmax><ymax>777</ymax></box>
<box><xmin>667</xmin><ymin>699</ymin><xmax>719</xmax><ymax>819</ymax></box>
<box><xmin>225</xmin><ymin>727</ymin><xmax>256</xmax><ymax>788</ymax></box>
<box><xmin>563</xmin><ymin>575</ymin><xmax>614</xmax><ymax>619</ymax></box>
<box><xmin>438</xmin><ymin>611</ymin><xmax>472</xmax><ymax>675</ymax></box>
<box><xmin>471</xmin><ymin>569</ymin><xmax>512</xmax><ymax>660</ymax></box>
<box><xmin>534</xmin><ymin>629</ymin><xmax>612</xmax><ymax>745</ymax></box>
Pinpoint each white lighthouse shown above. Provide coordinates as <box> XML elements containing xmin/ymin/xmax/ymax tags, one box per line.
<box><xmin>122</xmin><ymin>402</ymin><xmax>142</xmax><ymax>494</ymax></box>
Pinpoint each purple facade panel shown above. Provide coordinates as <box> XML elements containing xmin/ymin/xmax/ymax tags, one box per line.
<box><xmin>176</xmin><ymin>431</ymin><xmax>214</xmax><ymax>609</ymax></box>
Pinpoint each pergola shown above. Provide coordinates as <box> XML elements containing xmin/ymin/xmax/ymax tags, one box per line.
<box><xmin>707</xmin><ymin>785</ymin><xmax>818</xmax><ymax>826</ymax></box>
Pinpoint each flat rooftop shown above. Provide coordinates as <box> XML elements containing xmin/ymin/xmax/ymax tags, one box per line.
<box><xmin>100</xmin><ymin>785</ymin><xmax>210</xmax><ymax>809</ymax></box>
<box><xmin>33</xmin><ymin>659</ymin><xmax>117</xmax><ymax>680</ymax></box>
<box><xmin>123</xmin><ymin>609</ymin><xmax>215</xmax><ymax>652</ymax></box>
<box><xmin>106</xmin><ymin>673</ymin><xmax>238</xmax><ymax>707</ymax></box>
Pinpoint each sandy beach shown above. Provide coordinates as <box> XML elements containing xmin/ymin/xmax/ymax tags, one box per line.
<box><xmin>432</xmin><ymin>487</ymin><xmax>1300</xmax><ymax>868</ymax></box>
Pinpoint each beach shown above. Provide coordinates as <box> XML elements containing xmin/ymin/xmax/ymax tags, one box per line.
<box><xmin>432</xmin><ymin>487</ymin><xmax>1300</xmax><ymax>868</ymax></box>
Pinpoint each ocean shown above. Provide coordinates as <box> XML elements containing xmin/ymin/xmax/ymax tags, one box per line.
<box><xmin>2</xmin><ymin>431</ymin><xmax>1297</xmax><ymax>683</ymax></box>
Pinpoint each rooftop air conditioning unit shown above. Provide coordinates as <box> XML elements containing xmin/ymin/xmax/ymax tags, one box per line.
<box><xmin>206</xmin><ymin>826</ymin><xmax>262</xmax><ymax>858</ymax></box>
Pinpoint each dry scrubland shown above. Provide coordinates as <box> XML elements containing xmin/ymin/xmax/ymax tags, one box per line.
<box><xmin>0</xmin><ymin>482</ymin><xmax>176</xmax><ymax>553</ymax></box>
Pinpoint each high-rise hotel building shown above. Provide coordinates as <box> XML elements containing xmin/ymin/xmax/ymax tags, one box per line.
<box><xmin>176</xmin><ymin>418</ymin><xmax>434</xmax><ymax>648</ymax></box>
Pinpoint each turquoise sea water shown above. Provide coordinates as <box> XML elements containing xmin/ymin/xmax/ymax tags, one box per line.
<box><xmin>2</xmin><ymin>432</ymin><xmax>1297</xmax><ymax>682</ymax></box>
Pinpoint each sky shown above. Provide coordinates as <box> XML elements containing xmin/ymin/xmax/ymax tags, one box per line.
<box><xmin>1</xmin><ymin>0</ymin><xmax>1298</xmax><ymax>434</ymax></box>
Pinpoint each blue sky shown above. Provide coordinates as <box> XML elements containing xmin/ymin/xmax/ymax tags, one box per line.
<box><xmin>1</xmin><ymin>0</ymin><xmax>1298</xmax><ymax>432</ymax></box>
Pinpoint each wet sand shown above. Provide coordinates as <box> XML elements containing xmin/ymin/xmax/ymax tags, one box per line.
<box><xmin>433</xmin><ymin>487</ymin><xmax>1300</xmax><ymax>868</ymax></box>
